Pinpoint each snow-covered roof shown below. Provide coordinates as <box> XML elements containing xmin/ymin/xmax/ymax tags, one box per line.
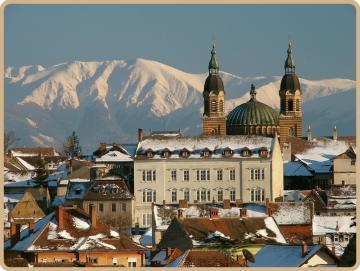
<box><xmin>4</xmin><ymin>179</ymin><xmax>38</xmax><ymax>188</ymax></box>
<box><xmin>95</xmin><ymin>150</ymin><xmax>133</xmax><ymax>162</ymax></box>
<box><xmin>295</xmin><ymin>139</ymin><xmax>350</xmax><ymax>173</ymax></box>
<box><xmin>283</xmin><ymin>190</ymin><xmax>311</xmax><ymax>202</ymax></box>
<box><xmin>270</xmin><ymin>202</ymin><xmax>312</xmax><ymax>225</ymax></box>
<box><xmin>136</xmin><ymin>135</ymin><xmax>274</xmax><ymax>159</ymax></box>
<box><xmin>249</xmin><ymin>244</ymin><xmax>324</xmax><ymax>267</ymax></box>
<box><xmin>313</xmin><ymin>216</ymin><xmax>356</xmax><ymax>235</ymax></box>
<box><xmin>16</xmin><ymin>157</ymin><xmax>35</xmax><ymax>171</ymax></box>
<box><xmin>65</xmin><ymin>181</ymin><xmax>92</xmax><ymax>200</ymax></box>
<box><xmin>284</xmin><ymin>161</ymin><xmax>312</xmax><ymax>177</ymax></box>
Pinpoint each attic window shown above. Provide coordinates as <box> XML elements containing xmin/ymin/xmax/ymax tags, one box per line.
<box><xmin>162</xmin><ymin>149</ymin><xmax>171</xmax><ymax>158</ymax></box>
<box><xmin>259</xmin><ymin>148</ymin><xmax>268</xmax><ymax>158</ymax></box>
<box><xmin>75</xmin><ymin>188</ymin><xmax>81</xmax><ymax>195</ymax></box>
<box><xmin>201</xmin><ymin>148</ymin><xmax>212</xmax><ymax>158</ymax></box>
<box><xmin>241</xmin><ymin>148</ymin><xmax>252</xmax><ymax>157</ymax></box>
<box><xmin>180</xmin><ymin>149</ymin><xmax>190</xmax><ymax>158</ymax></box>
<box><xmin>223</xmin><ymin>148</ymin><xmax>233</xmax><ymax>157</ymax></box>
<box><xmin>146</xmin><ymin>149</ymin><xmax>155</xmax><ymax>158</ymax></box>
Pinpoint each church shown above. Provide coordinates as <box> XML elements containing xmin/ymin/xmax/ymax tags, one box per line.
<box><xmin>202</xmin><ymin>41</ymin><xmax>303</xmax><ymax>146</ymax></box>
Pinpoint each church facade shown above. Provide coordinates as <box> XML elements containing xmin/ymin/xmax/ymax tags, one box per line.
<box><xmin>202</xmin><ymin>42</ymin><xmax>303</xmax><ymax>146</ymax></box>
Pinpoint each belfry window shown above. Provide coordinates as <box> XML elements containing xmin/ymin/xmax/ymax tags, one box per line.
<box><xmin>287</xmin><ymin>100</ymin><xmax>294</xmax><ymax>111</ymax></box>
<box><xmin>211</xmin><ymin>100</ymin><xmax>217</xmax><ymax>112</ymax></box>
<box><xmin>296</xmin><ymin>99</ymin><xmax>300</xmax><ymax>111</ymax></box>
<box><xmin>219</xmin><ymin>100</ymin><xmax>224</xmax><ymax>112</ymax></box>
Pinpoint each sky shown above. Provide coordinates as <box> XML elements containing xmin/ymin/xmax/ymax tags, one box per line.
<box><xmin>5</xmin><ymin>4</ymin><xmax>355</xmax><ymax>80</ymax></box>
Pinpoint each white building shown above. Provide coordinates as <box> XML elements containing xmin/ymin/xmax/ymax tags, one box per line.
<box><xmin>333</xmin><ymin>146</ymin><xmax>356</xmax><ymax>185</ymax></box>
<box><xmin>134</xmin><ymin>134</ymin><xmax>283</xmax><ymax>227</ymax></box>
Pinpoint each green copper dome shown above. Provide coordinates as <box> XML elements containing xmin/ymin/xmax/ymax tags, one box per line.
<box><xmin>227</xmin><ymin>85</ymin><xmax>279</xmax><ymax>127</ymax></box>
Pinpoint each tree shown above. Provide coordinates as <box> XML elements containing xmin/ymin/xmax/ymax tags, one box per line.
<box><xmin>62</xmin><ymin>131</ymin><xmax>82</xmax><ymax>158</ymax></box>
<box><xmin>4</xmin><ymin>130</ymin><xmax>19</xmax><ymax>152</ymax></box>
<box><xmin>33</xmin><ymin>155</ymin><xmax>49</xmax><ymax>185</ymax></box>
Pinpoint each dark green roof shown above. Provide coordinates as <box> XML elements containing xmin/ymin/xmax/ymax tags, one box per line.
<box><xmin>227</xmin><ymin>99</ymin><xmax>279</xmax><ymax>126</ymax></box>
<box><xmin>285</xmin><ymin>42</ymin><xmax>295</xmax><ymax>71</ymax></box>
<box><xmin>280</xmin><ymin>73</ymin><xmax>301</xmax><ymax>92</ymax></box>
<box><xmin>203</xmin><ymin>74</ymin><xmax>224</xmax><ymax>95</ymax></box>
<box><xmin>208</xmin><ymin>44</ymin><xmax>219</xmax><ymax>71</ymax></box>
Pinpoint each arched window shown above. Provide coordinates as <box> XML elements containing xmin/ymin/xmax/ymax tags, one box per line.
<box><xmin>211</xmin><ymin>100</ymin><xmax>217</xmax><ymax>112</ymax></box>
<box><xmin>296</xmin><ymin>99</ymin><xmax>300</xmax><ymax>111</ymax></box>
<box><xmin>219</xmin><ymin>100</ymin><xmax>224</xmax><ymax>112</ymax></box>
<box><xmin>287</xmin><ymin>100</ymin><xmax>294</xmax><ymax>111</ymax></box>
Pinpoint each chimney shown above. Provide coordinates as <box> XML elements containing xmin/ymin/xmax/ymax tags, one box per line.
<box><xmin>163</xmin><ymin>200</ymin><xmax>166</xmax><ymax>207</ymax></box>
<box><xmin>240</xmin><ymin>208</ymin><xmax>247</xmax><ymax>217</ymax></box>
<box><xmin>177</xmin><ymin>209</ymin><xmax>184</xmax><ymax>219</ymax></box>
<box><xmin>333</xmin><ymin>126</ymin><xmax>337</xmax><ymax>141</ymax></box>
<box><xmin>10</xmin><ymin>223</ymin><xmax>21</xmax><ymax>247</ymax></box>
<box><xmin>223</xmin><ymin>199</ymin><xmax>230</xmax><ymax>210</ymax></box>
<box><xmin>179</xmin><ymin>200</ymin><xmax>188</xmax><ymax>209</ymax></box>
<box><xmin>210</xmin><ymin>208</ymin><xmax>219</xmax><ymax>219</ymax></box>
<box><xmin>57</xmin><ymin>206</ymin><xmax>64</xmax><ymax>230</ymax></box>
<box><xmin>89</xmin><ymin>204</ymin><xmax>97</xmax><ymax>228</ymax></box>
<box><xmin>265</xmin><ymin>198</ymin><xmax>270</xmax><ymax>208</ymax></box>
<box><xmin>138</xmin><ymin>128</ymin><xmax>144</xmax><ymax>142</ymax></box>
<box><xmin>28</xmin><ymin>221</ymin><xmax>35</xmax><ymax>234</ymax></box>
<box><xmin>112</xmin><ymin>143</ymin><xmax>118</xmax><ymax>148</ymax></box>
<box><xmin>335</xmin><ymin>221</ymin><xmax>339</xmax><ymax>231</ymax></box>
<box><xmin>301</xmin><ymin>241</ymin><xmax>308</xmax><ymax>257</ymax></box>
<box><xmin>235</xmin><ymin>199</ymin><xmax>243</xmax><ymax>207</ymax></box>
<box><xmin>307</xmin><ymin>126</ymin><xmax>312</xmax><ymax>141</ymax></box>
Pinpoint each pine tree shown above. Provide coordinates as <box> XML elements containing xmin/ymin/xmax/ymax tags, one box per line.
<box><xmin>33</xmin><ymin>155</ymin><xmax>49</xmax><ymax>185</ymax></box>
<box><xmin>63</xmin><ymin>131</ymin><xmax>82</xmax><ymax>158</ymax></box>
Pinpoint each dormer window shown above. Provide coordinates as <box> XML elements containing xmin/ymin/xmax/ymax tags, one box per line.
<box><xmin>146</xmin><ymin>149</ymin><xmax>155</xmax><ymax>158</ymax></box>
<box><xmin>222</xmin><ymin>147</ymin><xmax>233</xmax><ymax>157</ymax></box>
<box><xmin>259</xmin><ymin>147</ymin><xmax>268</xmax><ymax>158</ymax></box>
<box><xmin>162</xmin><ymin>148</ymin><xmax>171</xmax><ymax>158</ymax></box>
<box><xmin>241</xmin><ymin>147</ymin><xmax>252</xmax><ymax>157</ymax></box>
<box><xmin>180</xmin><ymin>148</ymin><xmax>190</xmax><ymax>158</ymax></box>
<box><xmin>201</xmin><ymin>148</ymin><xmax>212</xmax><ymax>158</ymax></box>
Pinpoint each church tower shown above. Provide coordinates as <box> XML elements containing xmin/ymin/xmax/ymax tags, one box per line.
<box><xmin>202</xmin><ymin>43</ymin><xmax>226</xmax><ymax>135</ymax></box>
<box><xmin>278</xmin><ymin>41</ymin><xmax>303</xmax><ymax>146</ymax></box>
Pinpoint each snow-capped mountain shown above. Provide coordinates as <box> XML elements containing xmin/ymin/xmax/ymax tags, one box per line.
<box><xmin>5</xmin><ymin>58</ymin><xmax>355</xmax><ymax>153</ymax></box>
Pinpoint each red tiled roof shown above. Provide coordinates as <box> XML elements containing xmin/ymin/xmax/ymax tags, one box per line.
<box><xmin>279</xmin><ymin>225</ymin><xmax>313</xmax><ymax>244</ymax></box>
<box><xmin>181</xmin><ymin>250</ymin><xmax>243</xmax><ymax>267</ymax></box>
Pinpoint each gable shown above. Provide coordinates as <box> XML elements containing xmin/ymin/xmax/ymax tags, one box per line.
<box><xmin>10</xmin><ymin>192</ymin><xmax>45</xmax><ymax>220</ymax></box>
<box><xmin>157</xmin><ymin>218</ymin><xmax>193</xmax><ymax>251</ymax></box>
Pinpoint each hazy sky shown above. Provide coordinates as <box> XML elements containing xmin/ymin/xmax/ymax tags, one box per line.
<box><xmin>5</xmin><ymin>4</ymin><xmax>355</xmax><ymax>79</ymax></box>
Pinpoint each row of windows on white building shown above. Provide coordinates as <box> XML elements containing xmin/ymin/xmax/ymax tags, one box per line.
<box><xmin>141</xmin><ymin>168</ymin><xmax>265</xmax><ymax>182</ymax></box>
<box><xmin>142</xmin><ymin>187</ymin><xmax>265</xmax><ymax>203</ymax></box>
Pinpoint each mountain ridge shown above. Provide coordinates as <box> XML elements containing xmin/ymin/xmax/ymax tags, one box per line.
<box><xmin>5</xmin><ymin>58</ymin><xmax>355</xmax><ymax>153</ymax></box>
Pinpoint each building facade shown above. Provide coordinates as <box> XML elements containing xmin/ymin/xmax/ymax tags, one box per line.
<box><xmin>134</xmin><ymin>134</ymin><xmax>283</xmax><ymax>227</ymax></box>
<box><xmin>333</xmin><ymin>146</ymin><xmax>356</xmax><ymax>185</ymax></box>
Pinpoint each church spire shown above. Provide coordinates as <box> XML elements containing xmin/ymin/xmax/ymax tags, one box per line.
<box><xmin>284</xmin><ymin>41</ymin><xmax>296</xmax><ymax>74</ymax></box>
<box><xmin>208</xmin><ymin>42</ymin><xmax>219</xmax><ymax>75</ymax></box>
<box><xmin>250</xmin><ymin>84</ymin><xmax>256</xmax><ymax>100</ymax></box>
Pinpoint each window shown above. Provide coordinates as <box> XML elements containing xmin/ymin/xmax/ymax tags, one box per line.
<box><xmin>122</xmin><ymin>203</ymin><xmax>126</xmax><ymax>212</ymax></box>
<box><xmin>142</xmin><ymin>214</ymin><xmax>152</xmax><ymax>227</ymax></box>
<box><xmin>351</xmin><ymin>160</ymin><xmax>356</xmax><ymax>166</ymax></box>
<box><xmin>230</xmin><ymin>189</ymin><xmax>236</xmax><ymax>201</ymax></box>
<box><xmin>334</xmin><ymin>234</ymin><xmax>339</xmax><ymax>242</ymax></box>
<box><xmin>207</xmin><ymin>190</ymin><xmax>211</xmax><ymax>201</ymax></box>
<box><xmin>172</xmin><ymin>190</ymin><xmax>177</xmax><ymax>203</ymax></box>
<box><xmin>251</xmin><ymin>188</ymin><xmax>264</xmax><ymax>202</ymax></box>
<box><xmin>99</xmin><ymin>203</ymin><xmax>104</xmax><ymax>212</ymax></box>
<box><xmin>143</xmin><ymin>170</ymin><xmax>156</xmax><ymax>181</ymax></box>
<box><xmin>197</xmin><ymin>190</ymin><xmax>200</xmax><ymax>201</ymax></box>
<box><xmin>184</xmin><ymin>190</ymin><xmax>190</xmax><ymax>201</ymax></box>
<box><xmin>201</xmin><ymin>190</ymin><xmax>206</xmax><ymax>201</ymax></box>
<box><xmin>287</xmin><ymin>100</ymin><xmax>294</xmax><ymax>111</ymax></box>
<box><xmin>183</xmin><ymin>170</ymin><xmax>189</xmax><ymax>181</ymax></box>
<box><xmin>197</xmin><ymin>169</ymin><xmax>210</xmax><ymax>181</ymax></box>
<box><xmin>230</xmin><ymin>169</ymin><xmax>235</xmax><ymax>181</ymax></box>
<box><xmin>171</xmin><ymin>170</ymin><xmax>177</xmax><ymax>181</ymax></box>
<box><xmin>296</xmin><ymin>99</ymin><xmax>300</xmax><ymax>111</ymax></box>
<box><xmin>181</xmin><ymin>149</ymin><xmax>190</xmax><ymax>158</ymax></box>
<box><xmin>344</xmin><ymin>235</ymin><xmax>349</xmax><ymax>242</ymax></box>
<box><xmin>112</xmin><ymin>257</ymin><xmax>118</xmax><ymax>266</ymax></box>
<box><xmin>211</xmin><ymin>100</ymin><xmax>217</xmax><ymax>112</ymax></box>
<box><xmin>217</xmin><ymin>190</ymin><xmax>223</xmax><ymax>202</ymax></box>
<box><xmin>112</xmin><ymin>203</ymin><xmax>116</xmax><ymax>212</ymax></box>
<box><xmin>217</xmin><ymin>169</ymin><xmax>223</xmax><ymax>181</ymax></box>
<box><xmin>128</xmin><ymin>258</ymin><xmax>137</xmax><ymax>267</ymax></box>
<box><xmin>250</xmin><ymin>169</ymin><xmax>264</xmax><ymax>180</ymax></box>
<box><xmin>220</xmin><ymin>100</ymin><xmax>224</xmax><ymax>112</ymax></box>
<box><xmin>146</xmin><ymin>170</ymin><xmax>152</xmax><ymax>181</ymax></box>
<box><xmin>143</xmin><ymin>190</ymin><xmax>156</xmax><ymax>202</ymax></box>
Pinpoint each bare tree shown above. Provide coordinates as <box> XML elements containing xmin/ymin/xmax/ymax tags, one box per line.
<box><xmin>4</xmin><ymin>130</ymin><xmax>19</xmax><ymax>152</ymax></box>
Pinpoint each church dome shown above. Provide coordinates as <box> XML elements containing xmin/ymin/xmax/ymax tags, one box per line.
<box><xmin>280</xmin><ymin>73</ymin><xmax>300</xmax><ymax>92</ymax></box>
<box><xmin>227</xmin><ymin>84</ymin><xmax>279</xmax><ymax>127</ymax></box>
<box><xmin>203</xmin><ymin>43</ymin><xmax>224</xmax><ymax>96</ymax></box>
